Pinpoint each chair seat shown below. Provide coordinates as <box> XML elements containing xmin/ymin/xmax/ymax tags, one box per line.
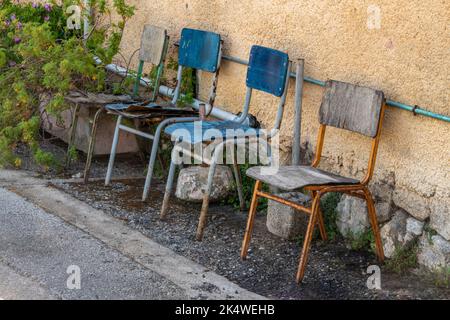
<box><xmin>164</xmin><ymin>120</ymin><xmax>264</xmax><ymax>144</ymax></box>
<box><xmin>105</xmin><ymin>102</ymin><xmax>198</xmax><ymax>119</ymax></box>
<box><xmin>246</xmin><ymin>165</ymin><xmax>359</xmax><ymax>191</ymax></box>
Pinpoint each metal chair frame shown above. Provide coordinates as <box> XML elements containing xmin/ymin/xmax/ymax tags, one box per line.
<box><xmin>241</xmin><ymin>80</ymin><xmax>387</xmax><ymax>284</ymax></box>
<box><xmin>159</xmin><ymin>45</ymin><xmax>292</xmax><ymax>241</ymax></box>
<box><xmin>65</xmin><ymin>25</ymin><xmax>169</xmax><ymax>183</ymax></box>
<box><xmin>105</xmin><ymin>28</ymin><xmax>223</xmax><ymax>198</ymax></box>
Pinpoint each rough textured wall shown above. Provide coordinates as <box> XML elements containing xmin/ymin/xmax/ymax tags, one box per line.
<box><xmin>117</xmin><ymin>1</ymin><xmax>449</xmax><ymax>240</ymax></box>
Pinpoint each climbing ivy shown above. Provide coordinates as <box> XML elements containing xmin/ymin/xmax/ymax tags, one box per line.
<box><xmin>0</xmin><ymin>0</ymin><xmax>135</xmax><ymax>169</ymax></box>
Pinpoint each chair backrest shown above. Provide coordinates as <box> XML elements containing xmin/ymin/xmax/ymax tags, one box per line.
<box><xmin>178</xmin><ymin>28</ymin><xmax>221</xmax><ymax>72</ymax></box>
<box><xmin>319</xmin><ymin>80</ymin><xmax>384</xmax><ymax>138</ymax></box>
<box><xmin>139</xmin><ymin>25</ymin><xmax>167</xmax><ymax>65</ymax></box>
<box><xmin>246</xmin><ymin>45</ymin><xmax>290</xmax><ymax>97</ymax></box>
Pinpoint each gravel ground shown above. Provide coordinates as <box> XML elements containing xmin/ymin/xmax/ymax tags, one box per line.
<box><xmin>54</xmin><ymin>178</ymin><xmax>449</xmax><ymax>300</ymax></box>
<box><xmin>13</xmin><ymin>140</ymin><xmax>450</xmax><ymax>300</ymax></box>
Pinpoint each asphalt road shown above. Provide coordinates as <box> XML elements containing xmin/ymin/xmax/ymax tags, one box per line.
<box><xmin>0</xmin><ymin>187</ymin><xmax>187</xmax><ymax>300</ymax></box>
<box><xmin>0</xmin><ymin>170</ymin><xmax>261</xmax><ymax>300</ymax></box>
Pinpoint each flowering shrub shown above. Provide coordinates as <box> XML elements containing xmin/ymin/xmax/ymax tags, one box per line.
<box><xmin>0</xmin><ymin>0</ymin><xmax>135</xmax><ymax>169</ymax></box>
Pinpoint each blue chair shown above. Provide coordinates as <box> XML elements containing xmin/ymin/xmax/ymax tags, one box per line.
<box><xmin>105</xmin><ymin>28</ymin><xmax>223</xmax><ymax>201</ymax></box>
<box><xmin>160</xmin><ymin>45</ymin><xmax>292</xmax><ymax>241</ymax></box>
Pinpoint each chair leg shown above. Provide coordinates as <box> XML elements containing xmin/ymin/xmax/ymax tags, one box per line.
<box><xmin>157</xmin><ymin>145</ymin><xmax>166</xmax><ymax>173</ymax></box>
<box><xmin>240</xmin><ymin>180</ymin><xmax>262</xmax><ymax>260</ymax></box>
<box><xmin>312</xmin><ymin>191</ymin><xmax>328</xmax><ymax>241</ymax></box>
<box><xmin>142</xmin><ymin>119</ymin><xmax>172</xmax><ymax>202</ymax></box>
<box><xmin>196</xmin><ymin>160</ymin><xmax>218</xmax><ymax>241</ymax></box>
<box><xmin>83</xmin><ymin>107</ymin><xmax>104</xmax><ymax>184</ymax></box>
<box><xmin>160</xmin><ymin>151</ymin><xmax>178</xmax><ymax>220</ymax></box>
<box><xmin>132</xmin><ymin>119</ymin><xmax>147</xmax><ymax>164</ymax></box>
<box><xmin>317</xmin><ymin>207</ymin><xmax>328</xmax><ymax>241</ymax></box>
<box><xmin>232</xmin><ymin>155</ymin><xmax>245</xmax><ymax>211</ymax></box>
<box><xmin>363</xmin><ymin>187</ymin><xmax>385</xmax><ymax>262</ymax></box>
<box><xmin>296</xmin><ymin>193</ymin><xmax>321</xmax><ymax>284</ymax></box>
<box><xmin>142</xmin><ymin>135</ymin><xmax>161</xmax><ymax>202</ymax></box>
<box><xmin>105</xmin><ymin>115</ymin><xmax>122</xmax><ymax>186</ymax></box>
<box><xmin>66</xmin><ymin>104</ymin><xmax>80</xmax><ymax>168</ymax></box>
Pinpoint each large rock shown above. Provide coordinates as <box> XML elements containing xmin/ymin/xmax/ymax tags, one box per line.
<box><xmin>370</xmin><ymin>180</ymin><xmax>394</xmax><ymax>204</ymax></box>
<box><xmin>406</xmin><ymin>217</ymin><xmax>425</xmax><ymax>236</ymax></box>
<box><xmin>266</xmin><ymin>192</ymin><xmax>311</xmax><ymax>240</ymax></box>
<box><xmin>429</xmin><ymin>196</ymin><xmax>450</xmax><ymax>241</ymax></box>
<box><xmin>370</xmin><ymin>181</ymin><xmax>394</xmax><ymax>222</ymax></box>
<box><xmin>418</xmin><ymin>234</ymin><xmax>450</xmax><ymax>271</ymax></box>
<box><xmin>335</xmin><ymin>194</ymin><xmax>392</xmax><ymax>238</ymax></box>
<box><xmin>374</xmin><ymin>201</ymin><xmax>394</xmax><ymax>223</ymax></box>
<box><xmin>380</xmin><ymin>210</ymin><xmax>423</xmax><ymax>258</ymax></box>
<box><xmin>175</xmin><ymin>165</ymin><xmax>234</xmax><ymax>203</ymax></box>
<box><xmin>393</xmin><ymin>187</ymin><xmax>430</xmax><ymax>221</ymax></box>
<box><xmin>336</xmin><ymin>196</ymin><xmax>370</xmax><ymax>237</ymax></box>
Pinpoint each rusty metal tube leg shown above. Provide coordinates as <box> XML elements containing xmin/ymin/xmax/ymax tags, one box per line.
<box><xmin>240</xmin><ymin>180</ymin><xmax>262</xmax><ymax>260</ymax></box>
<box><xmin>312</xmin><ymin>191</ymin><xmax>327</xmax><ymax>241</ymax></box>
<box><xmin>83</xmin><ymin>107</ymin><xmax>104</xmax><ymax>184</ymax></box>
<box><xmin>160</xmin><ymin>150</ymin><xmax>178</xmax><ymax>220</ymax></box>
<box><xmin>105</xmin><ymin>115</ymin><xmax>122</xmax><ymax>186</ymax></box>
<box><xmin>196</xmin><ymin>161</ymin><xmax>218</xmax><ymax>241</ymax></box>
<box><xmin>296</xmin><ymin>193</ymin><xmax>321</xmax><ymax>283</ymax></box>
<box><xmin>232</xmin><ymin>155</ymin><xmax>245</xmax><ymax>211</ymax></box>
<box><xmin>317</xmin><ymin>208</ymin><xmax>328</xmax><ymax>241</ymax></box>
<box><xmin>363</xmin><ymin>187</ymin><xmax>385</xmax><ymax>262</ymax></box>
<box><xmin>196</xmin><ymin>142</ymin><xmax>226</xmax><ymax>241</ymax></box>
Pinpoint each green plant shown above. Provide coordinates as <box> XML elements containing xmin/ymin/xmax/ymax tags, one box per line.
<box><xmin>432</xmin><ymin>267</ymin><xmax>450</xmax><ymax>288</ymax></box>
<box><xmin>0</xmin><ymin>0</ymin><xmax>135</xmax><ymax>169</ymax></box>
<box><xmin>424</xmin><ymin>224</ymin><xmax>438</xmax><ymax>244</ymax></box>
<box><xmin>67</xmin><ymin>144</ymin><xmax>78</xmax><ymax>162</ymax></box>
<box><xmin>347</xmin><ymin>230</ymin><xmax>375</xmax><ymax>252</ymax></box>
<box><xmin>167</xmin><ymin>56</ymin><xmax>195</xmax><ymax>106</ymax></box>
<box><xmin>386</xmin><ymin>242</ymin><xmax>419</xmax><ymax>274</ymax></box>
<box><xmin>222</xmin><ymin>163</ymin><xmax>269</xmax><ymax>211</ymax></box>
<box><xmin>320</xmin><ymin>192</ymin><xmax>341</xmax><ymax>241</ymax></box>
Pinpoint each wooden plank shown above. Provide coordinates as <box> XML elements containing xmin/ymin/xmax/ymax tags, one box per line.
<box><xmin>319</xmin><ymin>80</ymin><xmax>384</xmax><ymax>137</ymax></box>
<box><xmin>246</xmin><ymin>166</ymin><xmax>359</xmax><ymax>191</ymax></box>
<box><xmin>64</xmin><ymin>91</ymin><xmax>133</xmax><ymax>105</ymax></box>
<box><xmin>139</xmin><ymin>25</ymin><xmax>167</xmax><ymax>65</ymax></box>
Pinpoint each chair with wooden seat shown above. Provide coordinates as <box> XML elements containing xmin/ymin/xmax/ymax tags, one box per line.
<box><xmin>241</xmin><ymin>80</ymin><xmax>386</xmax><ymax>284</ymax></box>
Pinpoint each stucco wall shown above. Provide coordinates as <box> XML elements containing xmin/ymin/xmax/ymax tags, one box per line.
<box><xmin>117</xmin><ymin>1</ymin><xmax>449</xmax><ymax>236</ymax></box>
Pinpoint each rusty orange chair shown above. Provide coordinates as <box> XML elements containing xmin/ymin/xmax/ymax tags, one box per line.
<box><xmin>241</xmin><ymin>80</ymin><xmax>386</xmax><ymax>284</ymax></box>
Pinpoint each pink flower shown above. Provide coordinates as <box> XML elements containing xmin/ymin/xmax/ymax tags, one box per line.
<box><xmin>14</xmin><ymin>37</ymin><xmax>21</xmax><ymax>44</ymax></box>
<box><xmin>44</xmin><ymin>3</ymin><xmax>52</xmax><ymax>12</ymax></box>
<box><xmin>32</xmin><ymin>3</ymin><xmax>39</xmax><ymax>8</ymax></box>
<box><xmin>44</xmin><ymin>16</ymin><xmax>50</xmax><ymax>22</ymax></box>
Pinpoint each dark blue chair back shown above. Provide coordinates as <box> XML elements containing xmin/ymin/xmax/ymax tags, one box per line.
<box><xmin>178</xmin><ymin>28</ymin><xmax>221</xmax><ymax>73</ymax></box>
<box><xmin>246</xmin><ymin>45</ymin><xmax>289</xmax><ymax>97</ymax></box>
